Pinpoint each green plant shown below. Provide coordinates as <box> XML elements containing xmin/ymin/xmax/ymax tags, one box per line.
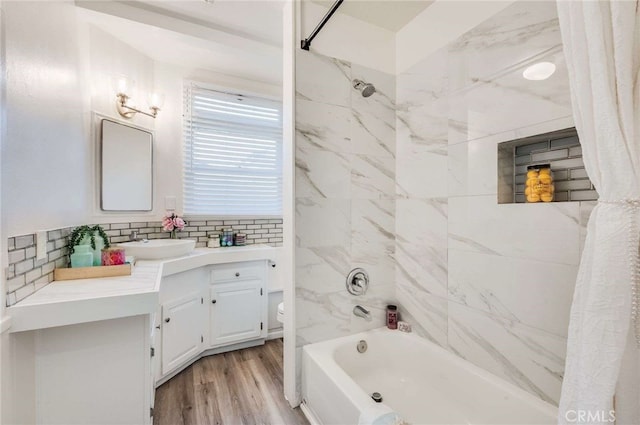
<box><xmin>69</xmin><ymin>225</ymin><xmax>110</xmax><ymax>253</ymax></box>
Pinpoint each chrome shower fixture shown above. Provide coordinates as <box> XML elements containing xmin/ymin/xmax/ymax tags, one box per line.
<box><xmin>352</xmin><ymin>79</ymin><xmax>376</xmax><ymax>97</ymax></box>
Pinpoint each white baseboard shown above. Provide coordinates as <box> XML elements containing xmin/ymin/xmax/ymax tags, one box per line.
<box><xmin>267</xmin><ymin>329</ymin><xmax>283</xmax><ymax>340</ymax></box>
<box><xmin>300</xmin><ymin>401</ymin><xmax>322</xmax><ymax>425</ymax></box>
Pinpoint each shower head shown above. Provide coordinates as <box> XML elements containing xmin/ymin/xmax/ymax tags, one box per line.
<box><xmin>352</xmin><ymin>79</ymin><xmax>376</xmax><ymax>98</ymax></box>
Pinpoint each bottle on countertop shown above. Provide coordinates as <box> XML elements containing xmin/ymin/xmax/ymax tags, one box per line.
<box><xmin>208</xmin><ymin>234</ymin><xmax>221</xmax><ymax>248</ymax></box>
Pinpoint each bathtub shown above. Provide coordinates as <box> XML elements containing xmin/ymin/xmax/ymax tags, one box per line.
<box><xmin>301</xmin><ymin>328</ymin><xmax>557</xmax><ymax>425</ymax></box>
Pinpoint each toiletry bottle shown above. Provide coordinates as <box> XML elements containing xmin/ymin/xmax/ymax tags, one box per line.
<box><xmin>208</xmin><ymin>234</ymin><xmax>220</xmax><ymax>248</ymax></box>
<box><xmin>386</xmin><ymin>305</ymin><xmax>398</xmax><ymax>330</ymax></box>
<box><xmin>222</xmin><ymin>229</ymin><xmax>234</xmax><ymax>246</ymax></box>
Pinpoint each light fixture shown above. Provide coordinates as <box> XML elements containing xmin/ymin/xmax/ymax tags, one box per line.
<box><xmin>522</xmin><ymin>62</ymin><xmax>556</xmax><ymax>81</ymax></box>
<box><xmin>115</xmin><ymin>76</ymin><xmax>164</xmax><ymax>119</ymax></box>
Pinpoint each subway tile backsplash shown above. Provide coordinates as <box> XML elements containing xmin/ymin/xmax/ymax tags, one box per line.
<box><xmin>5</xmin><ymin>217</ymin><xmax>283</xmax><ymax>306</ymax></box>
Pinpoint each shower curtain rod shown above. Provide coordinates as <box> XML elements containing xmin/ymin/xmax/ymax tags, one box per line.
<box><xmin>301</xmin><ymin>0</ymin><xmax>344</xmax><ymax>51</ymax></box>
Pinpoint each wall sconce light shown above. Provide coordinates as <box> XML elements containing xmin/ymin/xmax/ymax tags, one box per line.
<box><xmin>115</xmin><ymin>76</ymin><xmax>164</xmax><ymax>119</ymax></box>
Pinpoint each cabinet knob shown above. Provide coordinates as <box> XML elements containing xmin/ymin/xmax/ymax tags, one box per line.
<box><xmin>212</xmin><ymin>299</ymin><xmax>217</xmax><ymax>304</ymax></box>
<box><xmin>165</xmin><ymin>317</ymin><xmax>170</xmax><ymax>323</ymax></box>
<box><xmin>235</xmin><ymin>272</ymin><xmax>240</xmax><ymax>277</ymax></box>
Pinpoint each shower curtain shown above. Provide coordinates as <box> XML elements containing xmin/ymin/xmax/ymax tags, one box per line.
<box><xmin>556</xmin><ymin>1</ymin><xmax>640</xmax><ymax>424</ymax></box>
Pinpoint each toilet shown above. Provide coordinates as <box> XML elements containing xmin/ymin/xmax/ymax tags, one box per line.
<box><xmin>277</xmin><ymin>302</ymin><xmax>284</xmax><ymax>324</ymax></box>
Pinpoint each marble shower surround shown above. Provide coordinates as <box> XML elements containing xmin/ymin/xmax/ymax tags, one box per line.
<box><xmin>6</xmin><ymin>217</ymin><xmax>283</xmax><ymax>306</ymax></box>
<box><xmin>394</xmin><ymin>1</ymin><xmax>592</xmax><ymax>406</ymax></box>
<box><xmin>295</xmin><ymin>49</ymin><xmax>396</xmax><ymax>349</ymax></box>
<box><xmin>293</xmin><ymin>1</ymin><xmax>582</xmax><ymax>407</ymax></box>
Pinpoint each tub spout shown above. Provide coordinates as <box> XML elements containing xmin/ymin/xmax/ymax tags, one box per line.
<box><xmin>353</xmin><ymin>305</ymin><xmax>372</xmax><ymax>321</ymax></box>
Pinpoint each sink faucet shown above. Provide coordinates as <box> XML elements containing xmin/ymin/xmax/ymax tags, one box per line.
<box><xmin>353</xmin><ymin>305</ymin><xmax>372</xmax><ymax>322</ymax></box>
<box><xmin>129</xmin><ymin>231</ymin><xmax>139</xmax><ymax>242</ymax></box>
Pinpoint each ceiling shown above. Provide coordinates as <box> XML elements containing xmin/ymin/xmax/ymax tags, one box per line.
<box><xmin>310</xmin><ymin>0</ymin><xmax>434</xmax><ymax>32</ymax></box>
<box><xmin>134</xmin><ymin>0</ymin><xmax>284</xmax><ymax>46</ymax></box>
<box><xmin>76</xmin><ymin>0</ymin><xmax>284</xmax><ymax>85</ymax></box>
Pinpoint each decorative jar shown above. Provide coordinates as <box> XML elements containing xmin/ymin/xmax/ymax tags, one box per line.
<box><xmin>101</xmin><ymin>248</ymin><xmax>126</xmax><ymax>266</ymax></box>
<box><xmin>525</xmin><ymin>164</ymin><xmax>554</xmax><ymax>203</ymax></box>
<box><xmin>70</xmin><ymin>245</ymin><xmax>93</xmax><ymax>268</ymax></box>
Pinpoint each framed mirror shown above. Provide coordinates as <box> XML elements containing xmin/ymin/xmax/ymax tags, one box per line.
<box><xmin>100</xmin><ymin>119</ymin><xmax>153</xmax><ymax>211</ymax></box>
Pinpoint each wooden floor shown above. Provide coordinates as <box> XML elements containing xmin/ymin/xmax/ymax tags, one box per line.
<box><xmin>154</xmin><ymin>339</ymin><xmax>308</xmax><ymax>425</ymax></box>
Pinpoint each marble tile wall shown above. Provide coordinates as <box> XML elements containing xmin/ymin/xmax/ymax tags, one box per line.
<box><xmin>395</xmin><ymin>1</ymin><xmax>584</xmax><ymax>406</ymax></box>
<box><xmin>294</xmin><ymin>0</ymin><xmax>590</xmax><ymax>408</ymax></box>
<box><xmin>295</xmin><ymin>49</ymin><xmax>396</xmax><ymax>350</ymax></box>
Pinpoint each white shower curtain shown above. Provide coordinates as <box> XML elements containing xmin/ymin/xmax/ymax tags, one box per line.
<box><xmin>556</xmin><ymin>1</ymin><xmax>640</xmax><ymax>424</ymax></box>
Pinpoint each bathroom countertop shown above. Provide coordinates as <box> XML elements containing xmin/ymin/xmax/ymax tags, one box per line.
<box><xmin>7</xmin><ymin>245</ymin><xmax>277</xmax><ymax>333</ymax></box>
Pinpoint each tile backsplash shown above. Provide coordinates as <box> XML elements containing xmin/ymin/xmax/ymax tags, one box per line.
<box><xmin>5</xmin><ymin>217</ymin><xmax>283</xmax><ymax>306</ymax></box>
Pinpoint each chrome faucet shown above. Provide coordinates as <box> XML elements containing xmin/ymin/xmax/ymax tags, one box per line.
<box><xmin>353</xmin><ymin>305</ymin><xmax>372</xmax><ymax>321</ymax></box>
<box><xmin>129</xmin><ymin>231</ymin><xmax>139</xmax><ymax>242</ymax></box>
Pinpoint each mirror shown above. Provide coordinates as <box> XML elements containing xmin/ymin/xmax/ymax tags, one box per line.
<box><xmin>100</xmin><ymin>119</ymin><xmax>153</xmax><ymax>211</ymax></box>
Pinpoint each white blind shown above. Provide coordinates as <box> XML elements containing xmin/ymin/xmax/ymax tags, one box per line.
<box><xmin>183</xmin><ymin>83</ymin><xmax>283</xmax><ymax>216</ymax></box>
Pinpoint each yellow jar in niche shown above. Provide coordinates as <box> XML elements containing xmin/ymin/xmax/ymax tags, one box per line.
<box><xmin>525</xmin><ymin>164</ymin><xmax>554</xmax><ymax>203</ymax></box>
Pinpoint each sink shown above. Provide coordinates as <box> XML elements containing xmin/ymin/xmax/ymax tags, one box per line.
<box><xmin>117</xmin><ymin>239</ymin><xmax>196</xmax><ymax>260</ymax></box>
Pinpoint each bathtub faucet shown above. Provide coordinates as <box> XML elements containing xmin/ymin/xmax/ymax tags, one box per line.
<box><xmin>353</xmin><ymin>305</ymin><xmax>372</xmax><ymax>321</ymax></box>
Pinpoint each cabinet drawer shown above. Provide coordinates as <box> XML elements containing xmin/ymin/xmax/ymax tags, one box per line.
<box><xmin>210</xmin><ymin>261</ymin><xmax>264</xmax><ymax>283</ymax></box>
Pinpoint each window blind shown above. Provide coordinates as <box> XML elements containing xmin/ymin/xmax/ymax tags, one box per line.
<box><xmin>183</xmin><ymin>83</ymin><xmax>282</xmax><ymax>216</ymax></box>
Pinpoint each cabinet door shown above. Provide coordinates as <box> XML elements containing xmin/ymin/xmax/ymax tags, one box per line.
<box><xmin>210</xmin><ymin>279</ymin><xmax>262</xmax><ymax>346</ymax></box>
<box><xmin>161</xmin><ymin>291</ymin><xmax>204</xmax><ymax>375</ymax></box>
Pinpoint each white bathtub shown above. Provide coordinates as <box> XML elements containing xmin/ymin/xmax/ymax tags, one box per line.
<box><xmin>301</xmin><ymin>328</ymin><xmax>557</xmax><ymax>425</ymax></box>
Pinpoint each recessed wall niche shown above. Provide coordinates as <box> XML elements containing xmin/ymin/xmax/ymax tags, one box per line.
<box><xmin>497</xmin><ymin>127</ymin><xmax>598</xmax><ymax>204</ymax></box>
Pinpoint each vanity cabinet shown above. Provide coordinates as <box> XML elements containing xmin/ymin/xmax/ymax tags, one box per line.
<box><xmin>161</xmin><ymin>290</ymin><xmax>206</xmax><ymax>375</ymax></box>
<box><xmin>157</xmin><ymin>260</ymin><xmax>268</xmax><ymax>383</ymax></box>
<box><xmin>209</xmin><ymin>279</ymin><xmax>264</xmax><ymax>346</ymax></box>
<box><xmin>6</xmin><ymin>246</ymin><xmax>276</xmax><ymax>425</ymax></box>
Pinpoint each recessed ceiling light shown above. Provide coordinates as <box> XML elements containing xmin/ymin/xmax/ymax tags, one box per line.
<box><xmin>522</xmin><ymin>62</ymin><xmax>556</xmax><ymax>81</ymax></box>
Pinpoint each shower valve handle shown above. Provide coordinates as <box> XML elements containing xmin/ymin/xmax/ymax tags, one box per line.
<box><xmin>346</xmin><ymin>268</ymin><xmax>369</xmax><ymax>296</ymax></box>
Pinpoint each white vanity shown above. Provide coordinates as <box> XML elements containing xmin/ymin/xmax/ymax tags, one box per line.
<box><xmin>6</xmin><ymin>245</ymin><xmax>277</xmax><ymax>425</ymax></box>
<box><xmin>157</xmin><ymin>258</ymin><xmax>269</xmax><ymax>382</ymax></box>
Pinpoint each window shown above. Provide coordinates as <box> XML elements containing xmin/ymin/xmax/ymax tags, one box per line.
<box><xmin>183</xmin><ymin>83</ymin><xmax>282</xmax><ymax>216</ymax></box>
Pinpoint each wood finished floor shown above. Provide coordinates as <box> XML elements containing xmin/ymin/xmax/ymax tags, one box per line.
<box><xmin>153</xmin><ymin>339</ymin><xmax>308</xmax><ymax>425</ymax></box>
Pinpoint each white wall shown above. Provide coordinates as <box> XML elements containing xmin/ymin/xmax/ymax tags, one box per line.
<box><xmin>86</xmin><ymin>25</ymin><xmax>158</xmax><ymax>223</ymax></box>
<box><xmin>2</xmin><ymin>1</ymin><xmax>90</xmax><ymax>237</ymax></box>
<box><xmin>0</xmin><ymin>2</ymin><xmax>7</xmax><ymax>422</ymax></box>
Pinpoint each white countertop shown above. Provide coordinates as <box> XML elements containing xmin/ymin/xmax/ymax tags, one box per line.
<box><xmin>7</xmin><ymin>245</ymin><xmax>277</xmax><ymax>333</ymax></box>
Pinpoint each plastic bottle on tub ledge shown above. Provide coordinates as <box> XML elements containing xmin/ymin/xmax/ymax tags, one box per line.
<box><xmin>386</xmin><ymin>305</ymin><xmax>398</xmax><ymax>329</ymax></box>
<box><xmin>525</xmin><ymin>164</ymin><xmax>554</xmax><ymax>203</ymax></box>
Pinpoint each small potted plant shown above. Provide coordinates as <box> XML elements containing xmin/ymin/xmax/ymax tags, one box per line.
<box><xmin>69</xmin><ymin>225</ymin><xmax>110</xmax><ymax>266</ymax></box>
